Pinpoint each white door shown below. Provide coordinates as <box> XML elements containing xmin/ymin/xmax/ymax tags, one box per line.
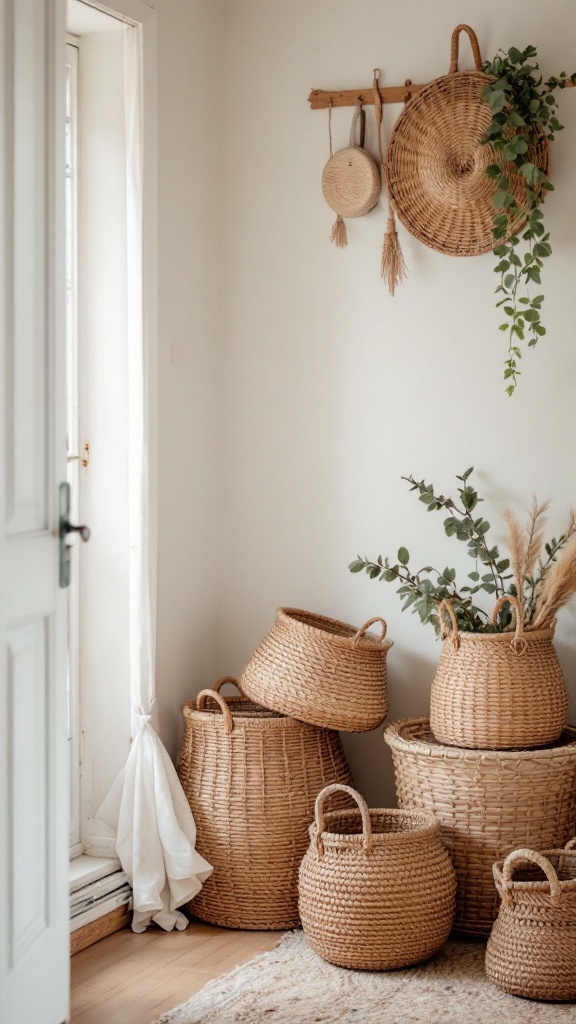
<box><xmin>0</xmin><ymin>1</ymin><xmax>69</xmax><ymax>1022</ymax></box>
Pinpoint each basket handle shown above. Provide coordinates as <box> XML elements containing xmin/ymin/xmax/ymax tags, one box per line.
<box><xmin>449</xmin><ymin>24</ymin><xmax>483</xmax><ymax>74</ymax></box>
<box><xmin>348</xmin><ymin>101</ymin><xmax>366</xmax><ymax>149</ymax></box>
<box><xmin>352</xmin><ymin>616</ymin><xmax>388</xmax><ymax>645</ymax></box>
<box><xmin>491</xmin><ymin>595</ymin><xmax>527</xmax><ymax>654</ymax></box>
<box><xmin>196</xmin><ymin>689</ymin><xmax>234</xmax><ymax>734</ymax></box>
<box><xmin>314</xmin><ymin>783</ymin><xmax>372</xmax><ymax>858</ymax></box>
<box><xmin>564</xmin><ymin>837</ymin><xmax>576</xmax><ymax>851</ymax></box>
<box><xmin>438</xmin><ymin>599</ymin><xmax>459</xmax><ymax>651</ymax></box>
<box><xmin>212</xmin><ymin>676</ymin><xmax>244</xmax><ymax>695</ymax></box>
<box><xmin>501</xmin><ymin>848</ymin><xmax>562</xmax><ymax>908</ymax></box>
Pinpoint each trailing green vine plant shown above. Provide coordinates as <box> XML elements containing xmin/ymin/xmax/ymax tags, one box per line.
<box><xmin>481</xmin><ymin>45</ymin><xmax>576</xmax><ymax>395</ymax></box>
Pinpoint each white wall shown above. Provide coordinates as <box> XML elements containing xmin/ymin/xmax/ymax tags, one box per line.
<box><xmin>154</xmin><ymin>0</ymin><xmax>221</xmax><ymax>755</ymax></box>
<box><xmin>215</xmin><ymin>0</ymin><xmax>576</xmax><ymax>805</ymax></box>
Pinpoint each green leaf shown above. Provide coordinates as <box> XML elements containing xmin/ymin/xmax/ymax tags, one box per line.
<box><xmin>349</xmin><ymin>560</ymin><xmax>365</xmax><ymax>573</ymax></box>
<box><xmin>494</xmin><ymin>191</ymin><xmax>514</xmax><ymax>208</ymax></box>
<box><xmin>398</xmin><ymin>547</ymin><xmax>409</xmax><ymax>565</ymax></box>
<box><xmin>508</xmin><ymin>46</ymin><xmax>523</xmax><ymax>63</ymax></box>
<box><xmin>488</xmin><ymin>90</ymin><xmax>507</xmax><ymax>113</ymax></box>
<box><xmin>383</xmin><ymin>570</ymin><xmax>396</xmax><ymax>582</ymax></box>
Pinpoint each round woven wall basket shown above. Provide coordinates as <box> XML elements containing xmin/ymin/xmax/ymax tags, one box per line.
<box><xmin>177</xmin><ymin>678</ymin><xmax>353</xmax><ymax>930</ymax></box>
<box><xmin>322</xmin><ymin>106</ymin><xmax>381</xmax><ymax>218</ymax></box>
<box><xmin>240</xmin><ymin>608</ymin><xmax>392</xmax><ymax>732</ymax></box>
<box><xmin>384</xmin><ymin>718</ymin><xmax>576</xmax><ymax>937</ymax></box>
<box><xmin>299</xmin><ymin>783</ymin><xmax>455</xmax><ymax>971</ymax></box>
<box><xmin>385</xmin><ymin>24</ymin><xmax>550</xmax><ymax>256</ymax></box>
<box><xmin>431</xmin><ymin>596</ymin><xmax>568</xmax><ymax>750</ymax></box>
<box><xmin>486</xmin><ymin>842</ymin><xmax>576</xmax><ymax>1001</ymax></box>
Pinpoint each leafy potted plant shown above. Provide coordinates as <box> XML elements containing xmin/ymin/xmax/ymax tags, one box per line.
<box><xmin>350</xmin><ymin>469</ymin><xmax>575</xmax><ymax>749</ymax></box>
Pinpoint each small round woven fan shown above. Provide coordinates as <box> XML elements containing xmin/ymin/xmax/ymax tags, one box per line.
<box><xmin>385</xmin><ymin>24</ymin><xmax>550</xmax><ymax>257</ymax></box>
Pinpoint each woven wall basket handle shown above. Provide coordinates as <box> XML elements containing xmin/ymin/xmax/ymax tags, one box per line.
<box><xmin>564</xmin><ymin>837</ymin><xmax>576</xmax><ymax>851</ymax></box>
<box><xmin>438</xmin><ymin>599</ymin><xmax>459</xmax><ymax>650</ymax></box>
<box><xmin>196</xmin><ymin>689</ymin><xmax>234</xmax><ymax>734</ymax></box>
<box><xmin>449</xmin><ymin>23</ymin><xmax>483</xmax><ymax>74</ymax></box>
<box><xmin>212</xmin><ymin>676</ymin><xmax>244</xmax><ymax>696</ymax></box>
<box><xmin>501</xmin><ymin>848</ymin><xmax>562</xmax><ymax>908</ymax></box>
<box><xmin>491</xmin><ymin>594</ymin><xmax>527</xmax><ymax>654</ymax></box>
<box><xmin>314</xmin><ymin>783</ymin><xmax>373</xmax><ymax>858</ymax></box>
<box><xmin>352</xmin><ymin>616</ymin><xmax>388</xmax><ymax>645</ymax></box>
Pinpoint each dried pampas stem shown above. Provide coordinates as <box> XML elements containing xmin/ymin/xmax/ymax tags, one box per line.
<box><xmin>532</xmin><ymin>533</ymin><xmax>576</xmax><ymax>629</ymax></box>
<box><xmin>330</xmin><ymin>214</ymin><xmax>348</xmax><ymax>248</ymax></box>
<box><xmin>382</xmin><ymin>213</ymin><xmax>407</xmax><ymax>296</ymax></box>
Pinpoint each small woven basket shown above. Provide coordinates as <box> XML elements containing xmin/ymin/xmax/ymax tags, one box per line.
<box><xmin>177</xmin><ymin>677</ymin><xmax>353</xmax><ymax>930</ymax></box>
<box><xmin>298</xmin><ymin>783</ymin><xmax>456</xmax><ymax>970</ymax></box>
<box><xmin>322</xmin><ymin>104</ymin><xmax>381</xmax><ymax>218</ymax></box>
<box><xmin>431</xmin><ymin>596</ymin><xmax>568</xmax><ymax>749</ymax></box>
<box><xmin>486</xmin><ymin>841</ymin><xmax>576</xmax><ymax>1001</ymax></box>
<box><xmin>384</xmin><ymin>718</ymin><xmax>576</xmax><ymax>937</ymax></box>
<box><xmin>240</xmin><ymin>608</ymin><xmax>392</xmax><ymax>732</ymax></box>
<box><xmin>385</xmin><ymin>24</ymin><xmax>550</xmax><ymax>256</ymax></box>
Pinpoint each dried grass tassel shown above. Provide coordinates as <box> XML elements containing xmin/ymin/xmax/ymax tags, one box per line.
<box><xmin>381</xmin><ymin>212</ymin><xmax>407</xmax><ymax>295</ymax></box>
<box><xmin>330</xmin><ymin>214</ymin><xmax>348</xmax><ymax>248</ymax></box>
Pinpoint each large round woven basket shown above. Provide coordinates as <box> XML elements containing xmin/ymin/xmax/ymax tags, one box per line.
<box><xmin>240</xmin><ymin>608</ymin><xmax>392</xmax><ymax>732</ymax></box>
<box><xmin>177</xmin><ymin>678</ymin><xmax>353</xmax><ymax>930</ymax></box>
<box><xmin>299</xmin><ymin>784</ymin><xmax>455</xmax><ymax>970</ymax></box>
<box><xmin>486</xmin><ymin>842</ymin><xmax>576</xmax><ymax>1001</ymax></box>
<box><xmin>431</xmin><ymin>596</ymin><xmax>568</xmax><ymax>749</ymax></box>
<box><xmin>385</xmin><ymin>24</ymin><xmax>550</xmax><ymax>256</ymax></box>
<box><xmin>384</xmin><ymin>718</ymin><xmax>576</xmax><ymax>937</ymax></box>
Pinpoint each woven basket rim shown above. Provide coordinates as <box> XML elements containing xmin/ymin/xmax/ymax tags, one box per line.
<box><xmin>311</xmin><ymin>807</ymin><xmax>440</xmax><ymax>846</ymax></box>
<box><xmin>182</xmin><ymin>696</ymin><xmax>333</xmax><ymax>731</ymax></box>
<box><xmin>444</xmin><ymin>622</ymin><xmax>556</xmax><ymax>643</ymax></box>
<box><xmin>493</xmin><ymin>851</ymin><xmax>576</xmax><ymax>894</ymax></box>
<box><xmin>277</xmin><ymin>607</ymin><xmax>393</xmax><ymax>651</ymax></box>
<box><xmin>384</xmin><ymin>717</ymin><xmax>576</xmax><ymax>759</ymax></box>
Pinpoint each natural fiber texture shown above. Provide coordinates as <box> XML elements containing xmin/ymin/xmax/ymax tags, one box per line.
<box><xmin>384</xmin><ymin>718</ymin><xmax>576</xmax><ymax>937</ymax></box>
<box><xmin>487</xmin><ymin>842</ymin><xmax>576</xmax><ymax>1001</ymax></box>
<box><xmin>322</xmin><ymin>104</ymin><xmax>380</xmax><ymax>224</ymax></box>
<box><xmin>154</xmin><ymin>931</ymin><xmax>576</xmax><ymax>1024</ymax></box>
<box><xmin>177</xmin><ymin>678</ymin><xmax>352</xmax><ymax>930</ymax></box>
<box><xmin>373</xmin><ymin>69</ymin><xmax>407</xmax><ymax>294</ymax></box>
<box><xmin>240</xmin><ymin>608</ymin><xmax>392</xmax><ymax>732</ymax></box>
<box><xmin>298</xmin><ymin>783</ymin><xmax>455</xmax><ymax>970</ymax></box>
<box><xmin>385</xmin><ymin>24</ymin><xmax>550</xmax><ymax>256</ymax></box>
<box><xmin>431</xmin><ymin>596</ymin><xmax>568</xmax><ymax>749</ymax></box>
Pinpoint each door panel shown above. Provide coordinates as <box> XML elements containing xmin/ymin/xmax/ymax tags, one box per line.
<box><xmin>0</xmin><ymin>1</ymin><xmax>69</xmax><ymax>1022</ymax></box>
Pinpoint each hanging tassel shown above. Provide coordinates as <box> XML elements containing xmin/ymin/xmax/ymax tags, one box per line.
<box><xmin>381</xmin><ymin>212</ymin><xmax>407</xmax><ymax>296</ymax></box>
<box><xmin>330</xmin><ymin>214</ymin><xmax>348</xmax><ymax>249</ymax></box>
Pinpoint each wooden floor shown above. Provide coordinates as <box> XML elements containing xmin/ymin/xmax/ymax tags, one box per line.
<box><xmin>70</xmin><ymin>919</ymin><xmax>285</xmax><ymax>1024</ymax></box>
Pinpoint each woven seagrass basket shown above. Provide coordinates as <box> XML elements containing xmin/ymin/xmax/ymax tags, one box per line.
<box><xmin>177</xmin><ymin>678</ymin><xmax>353</xmax><ymax>930</ymax></box>
<box><xmin>299</xmin><ymin>783</ymin><xmax>456</xmax><ymax>970</ymax></box>
<box><xmin>240</xmin><ymin>608</ymin><xmax>392</xmax><ymax>732</ymax></box>
<box><xmin>322</xmin><ymin>105</ymin><xmax>381</xmax><ymax>218</ymax></box>
<box><xmin>486</xmin><ymin>841</ymin><xmax>576</xmax><ymax>1001</ymax></box>
<box><xmin>431</xmin><ymin>596</ymin><xmax>568</xmax><ymax>749</ymax></box>
<box><xmin>384</xmin><ymin>718</ymin><xmax>576</xmax><ymax>937</ymax></box>
<box><xmin>385</xmin><ymin>24</ymin><xmax>550</xmax><ymax>256</ymax></box>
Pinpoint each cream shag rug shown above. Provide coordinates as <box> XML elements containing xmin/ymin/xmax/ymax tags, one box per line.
<box><xmin>154</xmin><ymin>931</ymin><xmax>576</xmax><ymax>1024</ymax></box>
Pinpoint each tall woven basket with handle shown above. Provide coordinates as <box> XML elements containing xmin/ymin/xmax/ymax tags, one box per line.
<box><xmin>384</xmin><ymin>718</ymin><xmax>576</xmax><ymax>937</ymax></box>
<box><xmin>177</xmin><ymin>678</ymin><xmax>353</xmax><ymax>930</ymax></box>
<box><xmin>298</xmin><ymin>783</ymin><xmax>455</xmax><ymax>970</ymax></box>
<box><xmin>431</xmin><ymin>596</ymin><xmax>568</xmax><ymax>749</ymax></box>
<box><xmin>241</xmin><ymin>608</ymin><xmax>392</xmax><ymax>732</ymax></box>
<box><xmin>486</xmin><ymin>841</ymin><xmax>576</xmax><ymax>1001</ymax></box>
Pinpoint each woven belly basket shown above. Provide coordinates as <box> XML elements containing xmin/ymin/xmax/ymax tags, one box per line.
<box><xmin>177</xmin><ymin>678</ymin><xmax>353</xmax><ymax>930</ymax></box>
<box><xmin>241</xmin><ymin>608</ymin><xmax>392</xmax><ymax>732</ymax></box>
<box><xmin>384</xmin><ymin>718</ymin><xmax>576</xmax><ymax>937</ymax></box>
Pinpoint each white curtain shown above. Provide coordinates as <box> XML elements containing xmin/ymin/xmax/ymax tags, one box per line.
<box><xmin>96</xmin><ymin>24</ymin><xmax>212</xmax><ymax>933</ymax></box>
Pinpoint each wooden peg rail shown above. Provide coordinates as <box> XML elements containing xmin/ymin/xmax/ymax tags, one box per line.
<box><xmin>308</xmin><ymin>78</ymin><xmax>575</xmax><ymax>109</ymax></box>
<box><xmin>308</xmin><ymin>81</ymin><xmax>424</xmax><ymax>109</ymax></box>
